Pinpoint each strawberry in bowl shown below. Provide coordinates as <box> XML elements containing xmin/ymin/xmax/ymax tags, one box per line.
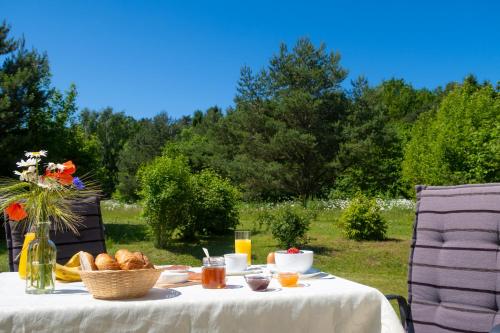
<box><xmin>274</xmin><ymin>248</ymin><xmax>314</xmax><ymax>273</ymax></box>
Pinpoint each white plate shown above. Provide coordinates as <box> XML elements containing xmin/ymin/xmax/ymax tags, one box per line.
<box><xmin>267</xmin><ymin>266</ymin><xmax>324</xmax><ymax>279</ymax></box>
<box><xmin>226</xmin><ymin>267</ymin><xmax>263</xmax><ymax>276</ymax></box>
<box><xmin>299</xmin><ymin>268</ymin><xmax>323</xmax><ymax>279</ymax></box>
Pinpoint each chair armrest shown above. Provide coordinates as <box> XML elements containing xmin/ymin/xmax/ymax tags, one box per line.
<box><xmin>490</xmin><ymin>324</ymin><xmax>500</xmax><ymax>333</ymax></box>
<box><xmin>385</xmin><ymin>294</ymin><xmax>413</xmax><ymax>332</ymax></box>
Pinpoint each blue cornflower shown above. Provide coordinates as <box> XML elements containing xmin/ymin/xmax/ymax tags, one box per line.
<box><xmin>73</xmin><ymin>177</ymin><xmax>85</xmax><ymax>190</ymax></box>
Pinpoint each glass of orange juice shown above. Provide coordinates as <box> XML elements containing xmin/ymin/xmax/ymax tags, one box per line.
<box><xmin>235</xmin><ymin>230</ymin><xmax>251</xmax><ymax>265</ymax></box>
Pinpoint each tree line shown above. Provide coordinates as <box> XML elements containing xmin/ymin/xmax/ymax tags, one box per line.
<box><xmin>1</xmin><ymin>21</ymin><xmax>498</xmax><ymax>202</ymax></box>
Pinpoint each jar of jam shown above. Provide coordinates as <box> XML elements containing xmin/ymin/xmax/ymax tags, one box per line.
<box><xmin>201</xmin><ymin>256</ymin><xmax>226</xmax><ymax>289</ymax></box>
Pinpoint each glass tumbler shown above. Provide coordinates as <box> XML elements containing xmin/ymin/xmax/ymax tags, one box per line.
<box><xmin>234</xmin><ymin>230</ymin><xmax>252</xmax><ymax>265</ymax></box>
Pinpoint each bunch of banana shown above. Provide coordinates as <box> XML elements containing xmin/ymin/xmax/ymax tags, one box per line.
<box><xmin>55</xmin><ymin>252</ymin><xmax>83</xmax><ymax>282</ymax></box>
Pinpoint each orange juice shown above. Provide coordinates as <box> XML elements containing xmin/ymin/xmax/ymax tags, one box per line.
<box><xmin>18</xmin><ymin>232</ymin><xmax>36</xmax><ymax>279</ymax></box>
<box><xmin>235</xmin><ymin>239</ymin><xmax>251</xmax><ymax>265</ymax></box>
<box><xmin>278</xmin><ymin>272</ymin><xmax>299</xmax><ymax>287</ymax></box>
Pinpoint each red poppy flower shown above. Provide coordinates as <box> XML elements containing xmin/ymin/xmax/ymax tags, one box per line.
<box><xmin>45</xmin><ymin>170</ymin><xmax>59</xmax><ymax>180</ymax></box>
<box><xmin>5</xmin><ymin>202</ymin><xmax>28</xmax><ymax>221</ymax></box>
<box><xmin>44</xmin><ymin>161</ymin><xmax>76</xmax><ymax>185</ymax></box>
<box><xmin>62</xmin><ymin>161</ymin><xmax>76</xmax><ymax>175</ymax></box>
<box><xmin>57</xmin><ymin>173</ymin><xmax>74</xmax><ymax>185</ymax></box>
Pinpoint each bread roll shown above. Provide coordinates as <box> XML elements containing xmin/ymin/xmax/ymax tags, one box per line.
<box><xmin>80</xmin><ymin>251</ymin><xmax>97</xmax><ymax>270</ymax></box>
<box><xmin>132</xmin><ymin>251</ymin><xmax>145</xmax><ymax>260</ymax></box>
<box><xmin>120</xmin><ymin>256</ymin><xmax>144</xmax><ymax>270</ymax></box>
<box><xmin>115</xmin><ymin>249</ymin><xmax>132</xmax><ymax>264</ymax></box>
<box><xmin>132</xmin><ymin>251</ymin><xmax>154</xmax><ymax>269</ymax></box>
<box><xmin>141</xmin><ymin>253</ymin><xmax>154</xmax><ymax>269</ymax></box>
<box><xmin>95</xmin><ymin>253</ymin><xmax>120</xmax><ymax>270</ymax></box>
<box><xmin>112</xmin><ymin>249</ymin><xmax>155</xmax><ymax>270</ymax></box>
<box><xmin>115</xmin><ymin>250</ymin><xmax>143</xmax><ymax>270</ymax></box>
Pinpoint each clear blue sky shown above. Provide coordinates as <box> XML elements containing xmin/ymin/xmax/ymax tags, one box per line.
<box><xmin>2</xmin><ymin>1</ymin><xmax>499</xmax><ymax>119</ymax></box>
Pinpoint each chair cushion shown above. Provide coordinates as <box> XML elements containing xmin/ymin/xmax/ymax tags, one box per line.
<box><xmin>4</xmin><ymin>196</ymin><xmax>106</xmax><ymax>271</ymax></box>
<box><xmin>409</xmin><ymin>184</ymin><xmax>500</xmax><ymax>333</ymax></box>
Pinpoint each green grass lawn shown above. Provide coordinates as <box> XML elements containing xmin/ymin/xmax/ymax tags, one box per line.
<box><xmin>0</xmin><ymin>201</ymin><xmax>414</xmax><ymax>299</ymax></box>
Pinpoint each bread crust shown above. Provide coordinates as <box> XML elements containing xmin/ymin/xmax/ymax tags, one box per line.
<box><xmin>80</xmin><ymin>251</ymin><xmax>98</xmax><ymax>270</ymax></box>
<box><xmin>95</xmin><ymin>253</ymin><xmax>120</xmax><ymax>270</ymax></box>
<box><xmin>115</xmin><ymin>249</ymin><xmax>132</xmax><ymax>264</ymax></box>
<box><xmin>115</xmin><ymin>250</ymin><xmax>145</xmax><ymax>270</ymax></box>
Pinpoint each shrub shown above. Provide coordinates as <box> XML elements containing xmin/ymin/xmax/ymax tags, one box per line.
<box><xmin>340</xmin><ymin>193</ymin><xmax>387</xmax><ymax>241</ymax></box>
<box><xmin>138</xmin><ymin>156</ymin><xmax>193</xmax><ymax>247</ymax></box>
<box><xmin>139</xmin><ymin>156</ymin><xmax>241</xmax><ymax>246</ymax></box>
<box><xmin>263</xmin><ymin>207</ymin><xmax>312</xmax><ymax>248</ymax></box>
<box><xmin>191</xmin><ymin>169</ymin><xmax>240</xmax><ymax>235</ymax></box>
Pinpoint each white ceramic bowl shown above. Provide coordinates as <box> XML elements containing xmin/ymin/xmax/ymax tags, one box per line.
<box><xmin>224</xmin><ymin>253</ymin><xmax>248</xmax><ymax>272</ymax></box>
<box><xmin>157</xmin><ymin>271</ymin><xmax>189</xmax><ymax>285</ymax></box>
<box><xmin>274</xmin><ymin>250</ymin><xmax>314</xmax><ymax>273</ymax></box>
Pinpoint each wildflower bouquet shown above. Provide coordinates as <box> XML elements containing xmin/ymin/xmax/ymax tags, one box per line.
<box><xmin>0</xmin><ymin>150</ymin><xmax>98</xmax><ymax>232</ymax></box>
<box><xmin>0</xmin><ymin>150</ymin><xmax>99</xmax><ymax>293</ymax></box>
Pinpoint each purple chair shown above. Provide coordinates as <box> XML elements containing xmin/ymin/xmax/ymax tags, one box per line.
<box><xmin>389</xmin><ymin>183</ymin><xmax>500</xmax><ymax>333</ymax></box>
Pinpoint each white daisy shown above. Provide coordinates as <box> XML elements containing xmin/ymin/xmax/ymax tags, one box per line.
<box><xmin>25</xmin><ymin>150</ymin><xmax>47</xmax><ymax>158</ymax></box>
<box><xmin>14</xmin><ymin>170</ymin><xmax>36</xmax><ymax>182</ymax></box>
<box><xmin>46</xmin><ymin>162</ymin><xmax>65</xmax><ymax>171</ymax></box>
<box><xmin>47</xmin><ymin>162</ymin><xmax>57</xmax><ymax>171</ymax></box>
<box><xmin>36</xmin><ymin>180</ymin><xmax>56</xmax><ymax>189</ymax></box>
<box><xmin>16</xmin><ymin>158</ymin><xmax>38</xmax><ymax>168</ymax></box>
<box><xmin>13</xmin><ymin>170</ymin><xmax>24</xmax><ymax>181</ymax></box>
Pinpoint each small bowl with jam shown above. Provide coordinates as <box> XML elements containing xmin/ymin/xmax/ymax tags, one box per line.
<box><xmin>244</xmin><ymin>274</ymin><xmax>272</xmax><ymax>291</ymax></box>
<box><xmin>277</xmin><ymin>271</ymin><xmax>299</xmax><ymax>287</ymax></box>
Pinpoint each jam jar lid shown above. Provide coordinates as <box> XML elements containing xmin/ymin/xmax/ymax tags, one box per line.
<box><xmin>202</xmin><ymin>256</ymin><xmax>225</xmax><ymax>267</ymax></box>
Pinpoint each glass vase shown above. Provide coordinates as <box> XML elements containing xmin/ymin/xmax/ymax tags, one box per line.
<box><xmin>25</xmin><ymin>221</ymin><xmax>57</xmax><ymax>294</ymax></box>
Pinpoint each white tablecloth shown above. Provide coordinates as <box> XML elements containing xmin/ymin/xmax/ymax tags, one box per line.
<box><xmin>0</xmin><ymin>272</ymin><xmax>403</xmax><ymax>333</ymax></box>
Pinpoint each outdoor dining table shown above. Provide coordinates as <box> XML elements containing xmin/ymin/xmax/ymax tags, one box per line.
<box><xmin>0</xmin><ymin>271</ymin><xmax>404</xmax><ymax>333</ymax></box>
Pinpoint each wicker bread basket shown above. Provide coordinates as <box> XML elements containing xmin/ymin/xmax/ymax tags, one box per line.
<box><xmin>80</xmin><ymin>269</ymin><xmax>161</xmax><ymax>300</ymax></box>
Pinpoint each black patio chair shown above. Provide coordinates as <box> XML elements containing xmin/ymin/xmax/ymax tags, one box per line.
<box><xmin>387</xmin><ymin>183</ymin><xmax>500</xmax><ymax>333</ymax></box>
<box><xmin>4</xmin><ymin>196</ymin><xmax>106</xmax><ymax>271</ymax></box>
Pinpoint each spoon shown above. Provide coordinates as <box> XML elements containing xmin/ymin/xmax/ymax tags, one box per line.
<box><xmin>202</xmin><ymin>247</ymin><xmax>211</xmax><ymax>265</ymax></box>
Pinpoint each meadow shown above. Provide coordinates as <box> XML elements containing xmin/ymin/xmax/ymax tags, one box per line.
<box><xmin>0</xmin><ymin>200</ymin><xmax>414</xmax><ymax>298</ymax></box>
